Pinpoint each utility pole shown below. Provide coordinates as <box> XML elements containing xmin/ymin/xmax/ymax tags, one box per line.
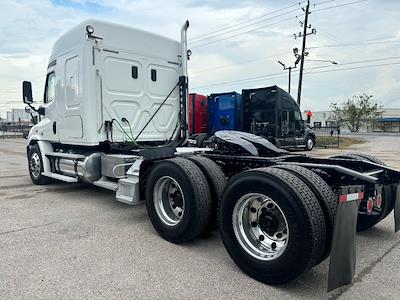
<box><xmin>294</xmin><ymin>0</ymin><xmax>316</xmax><ymax>107</ymax></box>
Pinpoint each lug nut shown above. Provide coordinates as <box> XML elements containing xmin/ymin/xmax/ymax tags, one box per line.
<box><xmin>259</xmin><ymin>235</ymin><xmax>265</xmax><ymax>241</ymax></box>
<box><xmin>178</xmin><ymin>212</ymin><xmax>182</xmax><ymax>217</ymax></box>
<box><xmin>271</xmin><ymin>242</ymin><xmax>277</xmax><ymax>250</ymax></box>
<box><xmin>250</xmin><ymin>207</ymin><xmax>257</xmax><ymax>213</ymax></box>
<box><xmin>172</xmin><ymin>204</ymin><xmax>176</xmax><ymax>209</ymax></box>
<box><xmin>251</xmin><ymin>222</ymin><xmax>257</xmax><ymax>227</ymax></box>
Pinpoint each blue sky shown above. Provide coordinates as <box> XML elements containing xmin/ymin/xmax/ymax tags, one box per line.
<box><xmin>0</xmin><ymin>0</ymin><xmax>399</xmax><ymax>117</ymax></box>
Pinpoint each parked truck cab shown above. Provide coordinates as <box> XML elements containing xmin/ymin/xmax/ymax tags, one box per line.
<box><xmin>241</xmin><ymin>86</ymin><xmax>316</xmax><ymax>150</ymax></box>
<box><xmin>26</xmin><ymin>20</ymin><xmax>186</xmax><ymax>147</ymax></box>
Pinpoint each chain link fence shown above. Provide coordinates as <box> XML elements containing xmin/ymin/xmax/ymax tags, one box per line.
<box><xmin>314</xmin><ymin>126</ymin><xmax>341</xmax><ymax>148</ymax></box>
<box><xmin>0</xmin><ymin>124</ymin><xmax>32</xmax><ymax>139</ymax></box>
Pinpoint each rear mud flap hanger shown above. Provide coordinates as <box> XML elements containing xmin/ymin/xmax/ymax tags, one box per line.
<box><xmin>327</xmin><ymin>182</ymin><xmax>400</xmax><ymax>292</ymax></box>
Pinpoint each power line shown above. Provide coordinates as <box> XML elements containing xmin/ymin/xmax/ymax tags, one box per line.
<box><xmin>189</xmin><ymin>1</ymin><xmax>306</xmax><ymax>41</ymax></box>
<box><xmin>190</xmin><ymin>0</ymin><xmax>367</xmax><ymax>49</ymax></box>
<box><xmin>305</xmin><ymin>56</ymin><xmax>400</xmax><ymax>71</ymax></box>
<box><xmin>192</xmin><ymin>56</ymin><xmax>400</xmax><ymax>89</ymax></box>
<box><xmin>192</xmin><ymin>72</ymin><xmax>291</xmax><ymax>89</ymax></box>
<box><xmin>190</xmin><ymin>7</ymin><xmax>303</xmax><ymax>44</ymax></box>
<box><xmin>191</xmin><ymin>15</ymin><xmax>301</xmax><ymax>48</ymax></box>
<box><xmin>304</xmin><ymin>61</ymin><xmax>400</xmax><ymax>75</ymax></box>
<box><xmin>308</xmin><ymin>39</ymin><xmax>400</xmax><ymax>49</ymax></box>
<box><xmin>312</xmin><ymin>0</ymin><xmax>337</xmax><ymax>6</ymax></box>
<box><xmin>311</xmin><ymin>0</ymin><xmax>368</xmax><ymax>13</ymax></box>
<box><xmin>191</xmin><ymin>50</ymin><xmax>288</xmax><ymax>75</ymax></box>
<box><xmin>193</xmin><ymin>74</ymin><xmax>290</xmax><ymax>90</ymax></box>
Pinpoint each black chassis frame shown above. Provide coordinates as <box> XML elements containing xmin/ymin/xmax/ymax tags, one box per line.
<box><xmin>203</xmin><ymin>152</ymin><xmax>400</xmax><ymax>186</ymax></box>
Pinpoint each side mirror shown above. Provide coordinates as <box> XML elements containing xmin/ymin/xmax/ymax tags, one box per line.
<box><xmin>22</xmin><ymin>81</ymin><xmax>33</xmax><ymax>104</ymax></box>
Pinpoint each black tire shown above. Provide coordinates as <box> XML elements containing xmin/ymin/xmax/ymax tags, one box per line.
<box><xmin>27</xmin><ymin>144</ymin><xmax>52</xmax><ymax>185</ymax></box>
<box><xmin>304</xmin><ymin>135</ymin><xmax>315</xmax><ymax>151</ymax></box>
<box><xmin>187</xmin><ymin>156</ymin><xmax>227</xmax><ymax>233</ymax></box>
<box><xmin>219</xmin><ymin>167</ymin><xmax>326</xmax><ymax>285</ymax></box>
<box><xmin>145</xmin><ymin>157</ymin><xmax>212</xmax><ymax>243</ymax></box>
<box><xmin>330</xmin><ymin>153</ymin><xmax>393</xmax><ymax>231</ymax></box>
<box><xmin>272</xmin><ymin>165</ymin><xmax>337</xmax><ymax>263</ymax></box>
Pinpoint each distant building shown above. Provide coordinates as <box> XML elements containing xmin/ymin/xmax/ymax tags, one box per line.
<box><xmin>304</xmin><ymin>108</ymin><xmax>400</xmax><ymax>133</ymax></box>
<box><xmin>373</xmin><ymin>108</ymin><xmax>400</xmax><ymax>133</ymax></box>
<box><xmin>304</xmin><ymin>111</ymin><xmax>337</xmax><ymax>128</ymax></box>
<box><xmin>5</xmin><ymin>108</ymin><xmax>38</xmax><ymax>124</ymax></box>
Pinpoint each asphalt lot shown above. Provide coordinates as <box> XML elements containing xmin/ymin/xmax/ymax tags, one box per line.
<box><xmin>0</xmin><ymin>136</ymin><xmax>399</xmax><ymax>299</ymax></box>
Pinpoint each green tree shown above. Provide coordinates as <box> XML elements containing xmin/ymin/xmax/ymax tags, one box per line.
<box><xmin>330</xmin><ymin>94</ymin><xmax>383</xmax><ymax>132</ymax></box>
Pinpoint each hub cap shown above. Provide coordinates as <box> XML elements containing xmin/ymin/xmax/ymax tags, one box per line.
<box><xmin>29</xmin><ymin>152</ymin><xmax>41</xmax><ymax>179</ymax></box>
<box><xmin>307</xmin><ymin>138</ymin><xmax>314</xmax><ymax>149</ymax></box>
<box><xmin>232</xmin><ymin>193</ymin><xmax>289</xmax><ymax>261</ymax></box>
<box><xmin>153</xmin><ymin>176</ymin><xmax>185</xmax><ymax>226</ymax></box>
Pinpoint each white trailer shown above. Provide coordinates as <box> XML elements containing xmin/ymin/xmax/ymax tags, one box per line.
<box><xmin>22</xmin><ymin>19</ymin><xmax>400</xmax><ymax>292</ymax></box>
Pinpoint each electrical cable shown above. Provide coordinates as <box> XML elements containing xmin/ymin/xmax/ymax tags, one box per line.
<box><xmin>111</xmin><ymin>118</ymin><xmax>137</xmax><ymax>145</ymax></box>
<box><xmin>189</xmin><ymin>1</ymin><xmax>306</xmax><ymax>41</ymax></box>
<box><xmin>191</xmin><ymin>50</ymin><xmax>288</xmax><ymax>75</ymax></box>
<box><xmin>311</xmin><ymin>0</ymin><xmax>368</xmax><ymax>13</ymax></box>
<box><xmin>308</xmin><ymin>39</ymin><xmax>400</xmax><ymax>49</ymax></box>
<box><xmin>191</xmin><ymin>15</ymin><xmax>301</xmax><ymax>49</ymax></box>
<box><xmin>192</xmin><ymin>56</ymin><xmax>400</xmax><ymax>89</ymax></box>
<box><xmin>190</xmin><ymin>7</ymin><xmax>303</xmax><ymax>45</ymax></box>
<box><xmin>134</xmin><ymin>82</ymin><xmax>179</xmax><ymax>141</ymax></box>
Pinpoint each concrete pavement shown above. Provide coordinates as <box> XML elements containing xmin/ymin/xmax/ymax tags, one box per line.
<box><xmin>0</xmin><ymin>137</ymin><xmax>399</xmax><ymax>299</ymax></box>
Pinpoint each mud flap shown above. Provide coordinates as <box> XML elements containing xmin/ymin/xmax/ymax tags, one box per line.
<box><xmin>327</xmin><ymin>193</ymin><xmax>361</xmax><ymax>292</ymax></box>
<box><xmin>395</xmin><ymin>184</ymin><xmax>400</xmax><ymax>232</ymax></box>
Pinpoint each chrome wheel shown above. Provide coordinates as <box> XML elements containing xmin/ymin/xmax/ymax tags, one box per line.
<box><xmin>306</xmin><ymin>138</ymin><xmax>314</xmax><ymax>150</ymax></box>
<box><xmin>232</xmin><ymin>193</ymin><xmax>289</xmax><ymax>261</ymax></box>
<box><xmin>153</xmin><ymin>176</ymin><xmax>185</xmax><ymax>226</ymax></box>
<box><xmin>29</xmin><ymin>152</ymin><xmax>41</xmax><ymax>179</ymax></box>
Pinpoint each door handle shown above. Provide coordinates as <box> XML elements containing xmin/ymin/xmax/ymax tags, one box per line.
<box><xmin>53</xmin><ymin>121</ymin><xmax>56</xmax><ymax>134</ymax></box>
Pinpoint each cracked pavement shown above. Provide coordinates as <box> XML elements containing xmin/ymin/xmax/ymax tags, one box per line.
<box><xmin>0</xmin><ymin>136</ymin><xmax>399</xmax><ymax>299</ymax></box>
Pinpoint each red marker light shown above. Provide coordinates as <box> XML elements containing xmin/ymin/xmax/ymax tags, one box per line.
<box><xmin>367</xmin><ymin>197</ymin><xmax>374</xmax><ymax>214</ymax></box>
<box><xmin>376</xmin><ymin>194</ymin><xmax>382</xmax><ymax>209</ymax></box>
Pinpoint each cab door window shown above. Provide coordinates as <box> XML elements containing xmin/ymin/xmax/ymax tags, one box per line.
<box><xmin>44</xmin><ymin>72</ymin><xmax>56</xmax><ymax>104</ymax></box>
<box><xmin>281</xmin><ymin>111</ymin><xmax>291</xmax><ymax>135</ymax></box>
<box><xmin>294</xmin><ymin>110</ymin><xmax>303</xmax><ymax>131</ymax></box>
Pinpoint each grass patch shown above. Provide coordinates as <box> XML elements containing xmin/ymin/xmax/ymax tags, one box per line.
<box><xmin>316</xmin><ymin>136</ymin><xmax>365</xmax><ymax>148</ymax></box>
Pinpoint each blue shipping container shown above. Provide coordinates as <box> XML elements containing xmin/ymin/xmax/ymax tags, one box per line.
<box><xmin>207</xmin><ymin>92</ymin><xmax>241</xmax><ymax>134</ymax></box>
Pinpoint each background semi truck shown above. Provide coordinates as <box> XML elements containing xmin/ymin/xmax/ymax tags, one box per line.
<box><xmin>22</xmin><ymin>19</ymin><xmax>400</xmax><ymax>292</ymax></box>
<box><xmin>189</xmin><ymin>86</ymin><xmax>316</xmax><ymax>150</ymax></box>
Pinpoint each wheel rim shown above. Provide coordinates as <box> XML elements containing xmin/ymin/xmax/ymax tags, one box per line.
<box><xmin>307</xmin><ymin>138</ymin><xmax>314</xmax><ymax>149</ymax></box>
<box><xmin>29</xmin><ymin>152</ymin><xmax>41</xmax><ymax>179</ymax></box>
<box><xmin>232</xmin><ymin>193</ymin><xmax>289</xmax><ymax>261</ymax></box>
<box><xmin>153</xmin><ymin>176</ymin><xmax>185</xmax><ymax>226</ymax></box>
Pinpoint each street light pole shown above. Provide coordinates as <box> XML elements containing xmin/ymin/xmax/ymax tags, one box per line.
<box><xmin>278</xmin><ymin>61</ymin><xmax>296</xmax><ymax>95</ymax></box>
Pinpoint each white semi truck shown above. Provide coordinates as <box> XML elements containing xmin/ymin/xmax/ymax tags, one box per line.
<box><xmin>22</xmin><ymin>19</ymin><xmax>400</xmax><ymax>292</ymax></box>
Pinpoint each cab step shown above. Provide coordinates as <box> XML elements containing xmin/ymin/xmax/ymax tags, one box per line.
<box><xmin>42</xmin><ymin>172</ymin><xmax>79</xmax><ymax>183</ymax></box>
